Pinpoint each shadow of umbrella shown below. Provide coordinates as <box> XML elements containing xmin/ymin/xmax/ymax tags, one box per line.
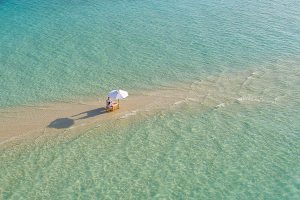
<box><xmin>48</xmin><ymin>118</ymin><xmax>74</xmax><ymax>129</ymax></box>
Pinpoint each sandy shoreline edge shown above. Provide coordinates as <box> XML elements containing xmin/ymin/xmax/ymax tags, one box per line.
<box><xmin>0</xmin><ymin>85</ymin><xmax>194</xmax><ymax>144</ymax></box>
<box><xmin>0</xmin><ymin>66</ymin><xmax>291</xmax><ymax>145</ymax></box>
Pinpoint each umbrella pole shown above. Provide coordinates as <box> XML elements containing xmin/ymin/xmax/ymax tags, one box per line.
<box><xmin>118</xmin><ymin>99</ymin><xmax>120</xmax><ymax>108</ymax></box>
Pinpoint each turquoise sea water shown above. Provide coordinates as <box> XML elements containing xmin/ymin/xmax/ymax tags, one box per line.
<box><xmin>1</xmin><ymin>0</ymin><xmax>300</xmax><ymax>199</ymax></box>
<box><xmin>1</xmin><ymin>0</ymin><xmax>299</xmax><ymax>107</ymax></box>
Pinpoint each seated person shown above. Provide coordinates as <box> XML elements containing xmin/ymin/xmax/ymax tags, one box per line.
<box><xmin>106</xmin><ymin>97</ymin><xmax>112</xmax><ymax>109</ymax></box>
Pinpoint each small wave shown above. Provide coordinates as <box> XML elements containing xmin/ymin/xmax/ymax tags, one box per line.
<box><xmin>174</xmin><ymin>100</ymin><xmax>186</xmax><ymax>105</ymax></box>
<box><xmin>173</xmin><ymin>97</ymin><xmax>199</xmax><ymax>105</ymax></box>
<box><xmin>190</xmin><ymin>81</ymin><xmax>201</xmax><ymax>89</ymax></box>
<box><xmin>120</xmin><ymin>111</ymin><xmax>137</xmax><ymax>119</ymax></box>
<box><xmin>240</xmin><ymin>71</ymin><xmax>261</xmax><ymax>89</ymax></box>
<box><xmin>187</xmin><ymin>97</ymin><xmax>199</xmax><ymax>102</ymax></box>
<box><xmin>237</xmin><ymin>96</ymin><xmax>262</xmax><ymax>102</ymax></box>
<box><xmin>215</xmin><ymin>103</ymin><xmax>225</xmax><ymax>108</ymax></box>
<box><xmin>248</xmin><ymin>71</ymin><xmax>260</xmax><ymax>78</ymax></box>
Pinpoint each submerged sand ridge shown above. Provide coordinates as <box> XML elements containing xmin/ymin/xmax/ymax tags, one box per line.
<box><xmin>0</xmin><ymin>95</ymin><xmax>157</xmax><ymax>143</ymax></box>
<box><xmin>0</xmin><ymin>66</ymin><xmax>295</xmax><ymax>144</ymax></box>
<box><xmin>0</xmin><ymin>89</ymin><xmax>187</xmax><ymax>143</ymax></box>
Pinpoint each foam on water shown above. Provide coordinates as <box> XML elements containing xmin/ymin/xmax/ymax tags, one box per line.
<box><xmin>120</xmin><ymin>110</ymin><xmax>138</xmax><ymax>119</ymax></box>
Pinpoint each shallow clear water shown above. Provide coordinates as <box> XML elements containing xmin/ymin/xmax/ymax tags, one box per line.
<box><xmin>1</xmin><ymin>0</ymin><xmax>300</xmax><ymax>199</ymax></box>
<box><xmin>1</xmin><ymin>0</ymin><xmax>300</xmax><ymax>107</ymax></box>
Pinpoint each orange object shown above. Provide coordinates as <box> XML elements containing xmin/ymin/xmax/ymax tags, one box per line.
<box><xmin>106</xmin><ymin>103</ymin><xmax>119</xmax><ymax>112</ymax></box>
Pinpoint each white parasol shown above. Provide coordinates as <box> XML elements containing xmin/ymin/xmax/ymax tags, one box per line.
<box><xmin>108</xmin><ymin>90</ymin><xmax>128</xmax><ymax>104</ymax></box>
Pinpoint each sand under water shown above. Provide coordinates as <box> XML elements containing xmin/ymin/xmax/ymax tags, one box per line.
<box><xmin>1</xmin><ymin>0</ymin><xmax>300</xmax><ymax>198</ymax></box>
<box><xmin>0</xmin><ymin>63</ymin><xmax>298</xmax><ymax>144</ymax></box>
<box><xmin>1</xmin><ymin>62</ymin><xmax>300</xmax><ymax>199</ymax></box>
<box><xmin>0</xmin><ymin>65</ymin><xmax>293</xmax><ymax>144</ymax></box>
<box><xmin>1</xmin><ymin>64</ymin><xmax>300</xmax><ymax>199</ymax></box>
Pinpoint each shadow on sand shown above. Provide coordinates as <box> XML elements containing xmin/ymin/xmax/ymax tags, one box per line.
<box><xmin>48</xmin><ymin>108</ymin><xmax>107</xmax><ymax>129</ymax></box>
<box><xmin>72</xmin><ymin>107</ymin><xmax>107</xmax><ymax>120</ymax></box>
<box><xmin>48</xmin><ymin>118</ymin><xmax>74</xmax><ymax>129</ymax></box>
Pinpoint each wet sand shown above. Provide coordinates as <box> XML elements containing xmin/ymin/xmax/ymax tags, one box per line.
<box><xmin>0</xmin><ymin>87</ymin><xmax>193</xmax><ymax>144</ymax></box>
<box><xmin>0</xmin><ymin>68</ymin><xmax>280</xmax><ymax>145</ymax></box>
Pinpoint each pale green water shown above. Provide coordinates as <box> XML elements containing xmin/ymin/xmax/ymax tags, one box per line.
<box><xmin>1</xmin><ymin>0</ymin><xmax>300</xmax><ymax>107</ymax></box>
<box><xmin>1</xmin><ymin>0</ymin><xmax>300</xmax><ymax>199</ymax></box>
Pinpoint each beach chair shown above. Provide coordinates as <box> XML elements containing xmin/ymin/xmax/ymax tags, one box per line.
<box><xmin>106</xmin><ymin>103</ymin><xmax>119</xmax><ymax>112</ymax></box>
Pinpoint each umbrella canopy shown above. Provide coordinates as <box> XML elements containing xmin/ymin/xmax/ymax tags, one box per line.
<box><xmin>108</xmin><ymin>90</ymin><xmax>128</xmax><ymax>100</ymax></box>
